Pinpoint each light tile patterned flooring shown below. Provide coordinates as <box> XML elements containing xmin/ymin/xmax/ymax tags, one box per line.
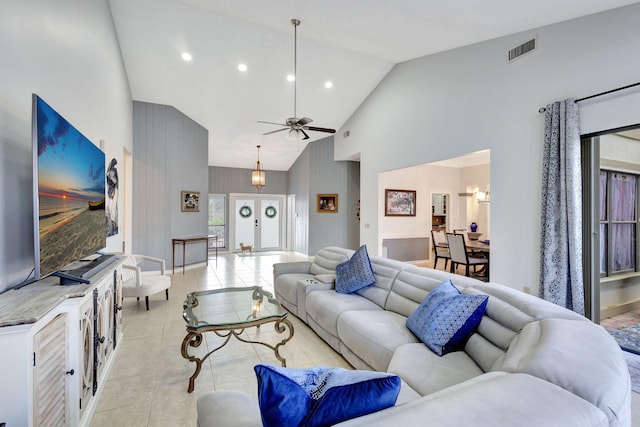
<box><xmin>90</xmin><ymin>251</ymin><xmax>350</xmax><ymax>427</ymax></box>
<box><xmin>91</xmin><ymin>251</ymin><xmax>640</xmax><ymax>426</ymax></box>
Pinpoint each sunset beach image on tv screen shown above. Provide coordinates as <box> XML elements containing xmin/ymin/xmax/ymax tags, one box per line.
<box><xmin>35</xmin><ymin>96</ymin><xmax>106</xmax><ymax>278</ymax></box>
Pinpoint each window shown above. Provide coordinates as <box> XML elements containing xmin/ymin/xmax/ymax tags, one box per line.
<box><xmin>208</xmin><ymin>194</ymin><xmax>226</xmax><ymax>249</ymax></box>
<box><xmin>600</xmin><ymin>170</ymin><xmax>638</xmax><ymax>276</ymax></box>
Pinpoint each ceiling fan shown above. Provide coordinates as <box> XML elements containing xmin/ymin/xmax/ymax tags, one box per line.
<box><xmin>258</xmin><ymin>19</ymin><xmax>336</xmax><ymax>141</ymax></box>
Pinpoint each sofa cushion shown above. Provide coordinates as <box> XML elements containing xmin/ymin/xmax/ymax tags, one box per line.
<box><xmin>336</xmin><ymin>245</ymin><xmax>376</xmax><ymax>294</ymax></box>
<box><xmin>337</xmin><ymin>310</ymin><xmax>419</xmax><ymax>372</ymax></box>
<box><xmin>406</xmin><ymin>280</ymin><xmax>488</xmax><ymax>356</ymax></box>
<box><xmin>388</xmin><ymin>343</ymin><xmax>483</xmax><ymax>396</ymax></box>
<box><xmin>332</xmin><ymin>372</ymin><xmax>609</xmax><ymax>427</ymax></box>
<box><xmin>306</xmin><ymin>291</ymin><xmax>382</xmax><ymax>337</ymax></box>
<box><xmin>386</xmin><ymin>267</ymin><xmax>483</xmax><ymax>317</ymax></box>
<box><xmin>354</xmin><ymin>256</ymin><xmax>407</xmax><ymax>308</ymax></box>
<box><xmin>254</xmin><ymin>364</ymin><xmax>400</xmax><ymax>427</ymax></box>
<box><xmin>309</xmin><ymin>247</ymin><xmax>354</xmax><ymax>276</ymax></box>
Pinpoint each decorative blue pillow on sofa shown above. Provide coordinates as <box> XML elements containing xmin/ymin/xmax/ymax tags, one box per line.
<box><xmin>254</xmin><ymin>364</ymin><xmax>400</xmax><ymax>427</ymax></box>
<box><xmin>335</xmin><ymin>245</ymin><xmax>375</xmax><ymax>294</ymax></box>
<box><xmin>406</xmin><ymin>280</ymin><xmax>488</xmax><ymax>356</ymax></box>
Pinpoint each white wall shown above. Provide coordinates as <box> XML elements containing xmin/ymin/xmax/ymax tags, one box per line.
<box><xmin>0</xmin><ymin>0</ymin><xmax>132</xmax><ymax>291</ymax></box>
<box><xmin>336</xmin><ymin>4</ymin><xmax>640</xmax><ymax>294</ymax></box>
<box><xmin>379</xmin><ymin>164</ymin><xmax>459</xmax><ymax>243</ymax></box>
<box><xmin>461</xmin><ymin>164</ymin><xmax>491</xmax><ymax>238</ymax></box>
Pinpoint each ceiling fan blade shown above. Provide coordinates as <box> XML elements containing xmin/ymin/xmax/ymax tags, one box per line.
<box><xmin>258</xmin><ymin>120</ymin><xmax>288</xmax><ymax>126</ymax></box>
<box><xmin>300</xmin><ymin>129</ymin><xmax>310</xmax><ymax>140</ymax></box>
<box><xmin>306</xmin><ymin>126</ymin><xmax>336</xmax><ymax>134</ymax></box>
<box><xmin>296</xmin><ymin>117</ymin><xmax>313</xmax><ymax>126</ymax></box>
<box><xmin>263</xmin><ymin>128</ymin><xmax>289</xmax><ymax>136</ymax></box>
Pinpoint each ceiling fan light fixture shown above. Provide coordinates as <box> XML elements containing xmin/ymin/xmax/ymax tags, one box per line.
<box><xmin>258</xmin><ymin>18</ymin><xmax>336</xmax><ymax>141</ymax></box>
<box><xmin>286</xmin><ymin>128</ymin><xmax>301</xmax><ymax>141</ymax></box>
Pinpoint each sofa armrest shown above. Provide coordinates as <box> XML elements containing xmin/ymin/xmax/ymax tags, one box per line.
<box><xmin>335</xmin><ymin>372</ymin><xmax>609</xmax><ymax>427</ymax></box>
<box><xmin>273</xmin><ymin>261</ymin><xmax>312</xmax><ymax>280</ymax></box>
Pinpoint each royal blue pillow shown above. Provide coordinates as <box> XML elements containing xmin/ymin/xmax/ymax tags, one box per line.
<box><xmin>254</xmin><ymin>364</ymin><xmax>401</xmax><ymax>427</ymax></box>
<box><xmin>406</xmin><ymin>280</ymin><xmax>488</xmax><ymax>356</ymax></box>
<box><xmin>335</xmin><ymin>245</ymin><xmax>375</xmax><ymax>294</ymax></box>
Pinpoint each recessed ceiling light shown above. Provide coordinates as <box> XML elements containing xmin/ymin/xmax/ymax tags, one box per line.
<box><xmin>286</xmin><ymin>74</ymin><xmax>295</xmax><ymax>82</ymax></box>
<box><xmin>182</xmin><ymin>52</ymin><xmax>192</xmax><ymax>61</ymax></box>
<box><xmin>324</xmin><ymin>81</ymin><xmax>333</xmax><ymax>89</ymax></box>
<box><xmin>238</xmin><ymin>63</ymin><xmax>247</xmax><ymax>72</ymax></box>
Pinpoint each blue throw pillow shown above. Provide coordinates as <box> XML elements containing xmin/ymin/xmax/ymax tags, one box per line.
<box><xmin>254</xmin><ymin>364</ymin><xmax>401</xmax><ymax>427</ymax></box>
<box><xmin>335</xmin><ymin>245</ymin><xmax>375</xmax><ymax>294</ymax></box>
<box><xmin>406</xmin><ymin>280</ymin><xmax>488</xmax><ymax>356</ymax></box>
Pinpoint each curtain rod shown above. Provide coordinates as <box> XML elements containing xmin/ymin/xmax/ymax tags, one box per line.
<box><xmin>538</xmin><ymin>81</ymin><xmax>640</xmax><ymax>113</ymax></box>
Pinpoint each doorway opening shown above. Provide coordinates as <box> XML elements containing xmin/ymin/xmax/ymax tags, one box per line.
<box><xmin>584</xmin><ymin>125</ymin><xmax>640</xmax><ymax>352</ymax></box>
<box><xmin>228</xmin><ymin>193</ymin><xmax>286</xmax><ymax>253</ymax></box>
<box><xmin>378</xmin><ymin>149</ymin><xmax>490</xmax><ymax>270</ymax></box>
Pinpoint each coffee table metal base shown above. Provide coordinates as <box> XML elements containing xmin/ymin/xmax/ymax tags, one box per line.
<box><xmin>181</xmin><ymin>316</ymin><xmax>294</xmax><ymax>393</ymax></box>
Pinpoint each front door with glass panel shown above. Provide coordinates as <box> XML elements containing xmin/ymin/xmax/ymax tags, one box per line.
<box><xmin>232</xmin><ymin>195</ymin><xmax>284</xmax><ymax>252</ymax></box>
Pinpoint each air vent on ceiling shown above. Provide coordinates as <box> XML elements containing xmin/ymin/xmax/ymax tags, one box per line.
<box><xmin>508</xmin><ymin>37</ymin><xmax>536</xmax><ymax>62</ymax></box>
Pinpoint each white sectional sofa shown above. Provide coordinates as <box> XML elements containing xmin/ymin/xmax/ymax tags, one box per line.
<box><xmin>197</xmin><ymin>246</ymin><xmax>631</xmax><ymax>427</ymax></box>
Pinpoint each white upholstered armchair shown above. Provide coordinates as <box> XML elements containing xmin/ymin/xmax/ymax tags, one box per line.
<box><xmin>121</xmin><ymin>254</ymin><xmax>171</xmax><ymax>310</ymax></box>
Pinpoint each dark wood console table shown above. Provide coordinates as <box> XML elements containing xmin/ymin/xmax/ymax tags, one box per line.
<box><xmin>172</xmin><ymin>235</ymin><xmax>218</xmax><ymax>274</ymax></box>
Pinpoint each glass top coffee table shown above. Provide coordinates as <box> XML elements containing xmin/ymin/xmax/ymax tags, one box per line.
<box><xmin>181</xmin><ymin>286</ymin><xmax>294</xmax><ymax>393</ymax></box>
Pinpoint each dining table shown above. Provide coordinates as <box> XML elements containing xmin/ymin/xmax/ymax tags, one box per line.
<box><xmin>465</xmin><ymin>239</ymin><xmax>490</xmax><ymax>253</ymax></box>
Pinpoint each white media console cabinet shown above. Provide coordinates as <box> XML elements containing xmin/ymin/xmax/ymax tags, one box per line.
<box><xmin>0</xmin><ymin>257</ymin><xmax>124</xmax><ymax>426</ymax></box>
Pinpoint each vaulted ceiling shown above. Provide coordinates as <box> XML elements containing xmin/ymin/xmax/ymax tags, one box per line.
<box><xmin>109</xmin><ymin>0</ymin><xmax>640</xmax><ymax>171</ymax></box>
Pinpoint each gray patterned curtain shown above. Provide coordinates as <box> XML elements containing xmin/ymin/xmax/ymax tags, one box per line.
<box><xmin>539</xmin><ymin>99</ymin><xmax>584</xmax><ymax>315</ymax></box>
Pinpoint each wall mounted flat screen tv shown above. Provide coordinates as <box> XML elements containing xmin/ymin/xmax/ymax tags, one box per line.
<box><xmin>32</xmin><ymin>94</ymin><xmax>108</xmax><ymax>283</ymax></box>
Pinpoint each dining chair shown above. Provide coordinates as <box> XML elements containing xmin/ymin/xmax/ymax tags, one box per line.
<box><xmin>446</xmin><ymin>233</ymin><xmax>489</xmax><ymax>280</ymax></box>
<box><xmin>121</xmin><ymin>254</ymin><xmax>172</xmax><ymax>310</ymax></box>
<box><xmin>455</xmin><ymin>229</ymin><xmax>486</xmax><ymax>258</ymax></box>
<box><xmin>430</xmin><ymin>230</ymin><xmax>450</xmax><ymax>270</ymax></box>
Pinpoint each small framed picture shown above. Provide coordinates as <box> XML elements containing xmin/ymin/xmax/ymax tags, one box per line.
<box><xmin>317</xmin><ymin>194</ymin><xmax>338</xmax><ymax>213</ymax></box>
<box><xmin>181</xmin><ymin>191</ymin><xmax>200</xmax><ymax>212</ymax></box>
<box><xmin>385</xmin><ymin>189</ymin><xmax>416</xmax><ymax>216</ymax></box>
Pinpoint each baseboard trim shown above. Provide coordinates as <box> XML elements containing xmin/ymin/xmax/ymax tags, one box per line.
<box><xmin>601</xmin><ymin>299</ymin><xmax>640</xmax><ymax>320</ymax></box>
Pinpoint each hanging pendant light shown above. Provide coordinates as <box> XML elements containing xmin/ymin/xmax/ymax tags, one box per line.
<box><xmin>251</xmin><ymin>145</ymin><xmax>266</xmax><ymax>193</ymax></box>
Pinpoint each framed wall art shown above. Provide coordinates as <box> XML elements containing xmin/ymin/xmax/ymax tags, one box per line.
<box><xmin>181</xmin><ymin>191</ymin><xmax>200</xmax><ymax>212</ymax></box>
<box><xmin>100</xmin><ymin>139</ymin><xmax>120</xmax><ymax>237</ymax></box>
<box><xmin>317</xmin><ymin>194</ymin><xmax>338</xmax><ymax>213</ymax></box>
<box><xmin>385</xmin><ymin>189</ymin><xmax>416</xmax><ymax>216</ymax></box>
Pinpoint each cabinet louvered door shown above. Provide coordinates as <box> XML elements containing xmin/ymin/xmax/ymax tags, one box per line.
<box><xmin>33</xmin><ymin>313</ymin><xmax>68</xmax><ymax>427</ymax></box>
<box><xmin>113</xmin><ymin>268</ymin><xmax>123</xmax><ymax>348</ymax></box>
<box><xmin>79</xmin><ymin>302</ymin><xmax>93</xmax><ymax>418</ymax></box>
<box><xmin>94</xmin><ymin>288</ymin><xmax>107</xmax><ymax>385</ymax></box>
<box><xmin>103</xmin><ymin>283</ymin><xmax>114</xmax><ymax>358</ymax></box>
